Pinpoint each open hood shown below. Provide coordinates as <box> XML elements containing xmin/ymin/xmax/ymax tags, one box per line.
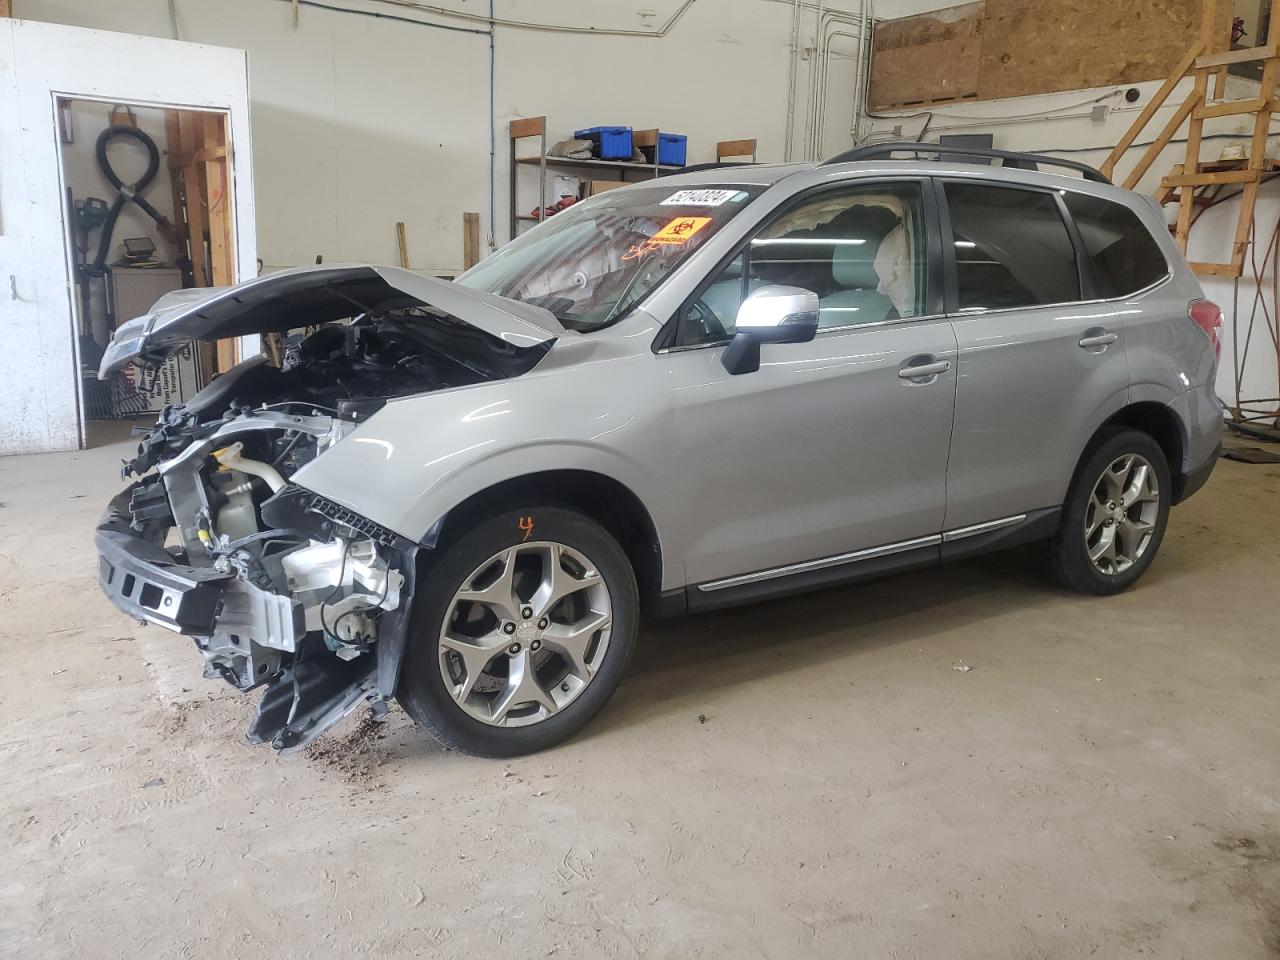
<box><xmin>99</xmin><ymin>264</ymin><xmax>564</xmax><ymax>377</ymax></box>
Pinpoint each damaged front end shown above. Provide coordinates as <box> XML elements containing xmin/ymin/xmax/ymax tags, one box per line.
<box><xmin>98</xmin><ymin>408</ymin><xmax>418</xmax><ymax>753</ymax></box>
<box><xmin>94</xmin><ymin>265</ymin><xmax>561</xmax><ymax>753</ymax></box>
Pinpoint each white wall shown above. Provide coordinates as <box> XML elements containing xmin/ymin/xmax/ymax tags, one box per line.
<box><xmin>16</xmin><ymin>0</ymin><xmax>869</xmax><ymax>274</ymax></box>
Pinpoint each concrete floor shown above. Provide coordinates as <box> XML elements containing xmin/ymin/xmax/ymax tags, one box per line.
<box><xmin>1</xmin><ymin>433</ymin><xmax>1278</xmax><ymax>960</ymax></box>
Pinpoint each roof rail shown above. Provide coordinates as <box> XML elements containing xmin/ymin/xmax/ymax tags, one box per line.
<box><xmin>823</xmin><ymin>141</ymin><xmax>1110</xmax><ymax>184</ymax></box>
<box><xmin>663</xmin><ymin>161</ymin><xmax>757</xmax><ymax>175</ymax></box>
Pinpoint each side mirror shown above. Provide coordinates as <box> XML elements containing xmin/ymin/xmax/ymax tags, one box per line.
<box><xmin>722</xmin><ymin>285</ymin><xmax>820</xmax><ymax>375</ymax></box>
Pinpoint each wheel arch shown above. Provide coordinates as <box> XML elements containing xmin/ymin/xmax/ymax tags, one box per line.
<box><xmin>1066</xmin><ymin>400</ymin><xmax>1191</xmax><ymax>504</ymax></box>
<box><xmin>1101</xmin><ymin>401</ymin><xmax>1187</xmax><ymax>477</ymax></box>
<box><xmin>428</xmin><ymin>469</ymin><xmax>667</xmax><ymax>616</ymax></box>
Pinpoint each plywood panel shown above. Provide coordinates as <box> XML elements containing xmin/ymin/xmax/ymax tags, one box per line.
<box><xmin>868</xmin><ymin>3</ymin><xmax>983</xmax><ymax>108</ymax></box>
<box><xmin>978</xmin><ymin>0</ymin><xmax>1202</xmax><ymax>101</ymax></box>
<box><xmin>870</xmin><ymin>0</ymin><xmax>1203</xmax><ymax>109</ymax></box>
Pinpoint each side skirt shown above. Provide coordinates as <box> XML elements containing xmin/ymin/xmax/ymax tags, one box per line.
<box><xmin>683</xmin><ymin>507</ymin><xmax>1061</xmax><ymax>614</ymax></box>
<box><xmin>938</xmin><ymin>506</ymin><xmax>1060</xmax><ymax>562</ymax></box>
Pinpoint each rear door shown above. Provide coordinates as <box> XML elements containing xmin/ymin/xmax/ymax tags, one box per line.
<box><xmin>940</xmin><ymin>179</ymin><xmax>1132</xmax><ymax>539</ymax></box>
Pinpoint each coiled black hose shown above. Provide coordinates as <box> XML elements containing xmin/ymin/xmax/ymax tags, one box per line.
<box><xmin>90</xmin><ymin>125</ymin><xmax>173</xmax><ymax>274</ymax></box>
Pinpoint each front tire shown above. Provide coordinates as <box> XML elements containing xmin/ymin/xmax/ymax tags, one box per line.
<box><xmin>1043</xmin><ymin>427</ymin><xmax>1171</xmax><ymax>595</ymax></box>
<box><xmin>398</xmin><ymin>506</ymin><xmax>638</xmax><ymax>757</ymax></box>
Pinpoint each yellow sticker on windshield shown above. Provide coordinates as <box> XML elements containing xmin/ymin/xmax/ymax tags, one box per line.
<box><xmin>649</xmin><ymin>216</ymin><xmax>712</xmax><ymax>245</ymax></box>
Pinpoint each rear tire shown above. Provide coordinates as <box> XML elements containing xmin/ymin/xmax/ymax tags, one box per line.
<box><xmin>398</xmin><ymin>506</ymin><xmax>638</xmax><ymax>757</ymax></box>
<box><xmin>1042</xmin><ymin>427</ymin><xmax>1171</xmax><ymax>595</ymax></box>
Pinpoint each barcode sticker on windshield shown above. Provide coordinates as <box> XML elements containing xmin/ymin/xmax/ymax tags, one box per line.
<box><xmin>661</xmin><ymin>189</ymin><xmax>740</xmax><ymax>207</ymax></box>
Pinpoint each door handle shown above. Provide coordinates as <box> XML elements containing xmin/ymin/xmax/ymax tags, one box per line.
<box><xmin>898</xmin><ymin>358</ymin><xmax>952</xmax><ymax>380</ymax></box>
<box><xmin>1078</xmin><ymin>330</ymin><xmax>1118</xmax><ymax>349</ymax></box>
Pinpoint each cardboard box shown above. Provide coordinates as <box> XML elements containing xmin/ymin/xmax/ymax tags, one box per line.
<box><xmin>587</xmin><ymin>179</ymin><xmax>628</xmax><ymax>197</ymax></box>
<box><xmin>116</xmin><ymin>342</ymin><xmax>200</xmax><ymax>415</ymax></box>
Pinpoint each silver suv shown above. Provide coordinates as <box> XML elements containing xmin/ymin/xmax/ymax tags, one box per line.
<box><xmin>95</xmin><ymin>144</ymin><xmax>1223</xmax><ymax>757</ymax></box>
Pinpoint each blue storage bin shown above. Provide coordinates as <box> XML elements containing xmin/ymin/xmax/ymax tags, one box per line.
<box><xmin>574</xmin><ymin>125</ymin><xmax>633</xmax><ymax>160</ymax></box>
<box><xmin>656</xmin><ymin>132</ymin><xmax>687</xmax><ymax>167</ymax></box>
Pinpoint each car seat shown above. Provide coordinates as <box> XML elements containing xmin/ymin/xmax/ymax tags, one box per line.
<box><xmin>820</xmin><ymin>234</ymin><xmax>897</xmax><ymax>326</ymax></box>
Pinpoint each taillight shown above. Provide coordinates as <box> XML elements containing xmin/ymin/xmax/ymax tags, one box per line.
<box><xmin>1189</xmin><ymin>299</ymin><xmax>1223</xmax><ymax>361</ymax></box>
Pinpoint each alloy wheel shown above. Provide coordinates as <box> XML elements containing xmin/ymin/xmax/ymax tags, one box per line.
<box><xmin>1083</xmin><ymin>453</ymin><xmax>1160</xmax><ymax>575</ymax></box>
<box><xmin>437</xmin><ymin>540</ymin><xmax>612</xmax><ymax>727</ymax></box>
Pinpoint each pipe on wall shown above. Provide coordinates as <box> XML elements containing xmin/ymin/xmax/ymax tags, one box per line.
<box><xmin>355</xmin><ymin>0</ymin><xmax>700</xmax><ymax>37</ymax></box>
<box><xmin>808</xmin><ymin>7</ymin><xmax>870</xmax><ymax>160</ymax></box>
<box><xmin>784</xmin><ymin>0</ymin><xmax>803</xmax><ymax>161</ymax></box>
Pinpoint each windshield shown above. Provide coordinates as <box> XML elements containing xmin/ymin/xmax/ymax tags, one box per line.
<box><xmin>455</xmin><ymin>183</ymin><xmax>763</xmax><ymax>332</ymax></box>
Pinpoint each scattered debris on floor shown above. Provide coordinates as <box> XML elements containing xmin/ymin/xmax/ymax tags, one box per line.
<box><xmin>306</xmin><ymin>710</ymin><xmax>390</xmax><ymax>783</ymax></box>
<box><xmin>953</xmin><ymin>662</ymin><xmax>972</xmax><ymax>673</ymax></box>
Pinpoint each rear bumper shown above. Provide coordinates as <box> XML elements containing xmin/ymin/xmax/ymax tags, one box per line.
<box><xmin>1174</xmin><ymin>441</ymin><xmax>1220</xmax><ymax>504</ymax></box>
<box><xmin>95</xmin><ymin>486</ymin><xmax>232</xmax><ymax>635</ymax></box>
<box><xmin>1164</xmin><ymin>382</ymin><xmax>1222</xmax><ymax>505</ymax></box>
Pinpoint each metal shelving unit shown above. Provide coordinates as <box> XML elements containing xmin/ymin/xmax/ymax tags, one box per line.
<box><xmin>507</xmin><ymin>116</ymin><xmax>681</xmax><ymax>240</ymax></box>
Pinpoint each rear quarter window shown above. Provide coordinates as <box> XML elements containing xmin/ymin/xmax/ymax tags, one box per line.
<box><xmin>1062</xmin><ymin>192</ymin><xmax>1169</xmax><ymax>299</ymax></box>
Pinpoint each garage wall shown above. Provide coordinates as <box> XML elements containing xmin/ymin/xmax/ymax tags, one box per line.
<box><xmin>15</xmin><ymin>0</ymin><xmax>868</xmax><ymax>274</ymax></box>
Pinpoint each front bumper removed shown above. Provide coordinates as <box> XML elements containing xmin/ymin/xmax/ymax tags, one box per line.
<box><xmin>95</xmin><ymin>485</ymin><xmax>418</xmax><ymax>754</ymax></box>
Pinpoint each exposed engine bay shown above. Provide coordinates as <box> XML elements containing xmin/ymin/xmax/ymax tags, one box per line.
<box><xmin>95</xmin><ymin>302</ymin><xmax>551</xmax><ymax>753</ymax></box>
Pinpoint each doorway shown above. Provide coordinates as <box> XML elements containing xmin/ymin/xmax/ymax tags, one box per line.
<box><xmin>0</xmin><ymin>18</ymin><xmax>257</xmax><ymax>457</ymax></box>
<box><xmin>57</xmin><ymin>97</ymin><xmax>240</xmax><ymax>448</ymax></box>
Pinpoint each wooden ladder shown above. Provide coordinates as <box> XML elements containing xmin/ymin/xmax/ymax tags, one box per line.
<box><xmin>1101</xmin><ymin>0</ymin><xmax>1280</xmax><ymax>278</ymax></box>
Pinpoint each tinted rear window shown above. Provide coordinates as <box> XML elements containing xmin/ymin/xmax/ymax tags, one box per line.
<box><xmin>945</xmin><ymin>182</ymin><xmax>1080</xmax><ymax>311</ymax></box>
<box><xmin>1063</xmin><ymin>192</ymin><xmax>1168</xmax><ymax>298</ymax></box>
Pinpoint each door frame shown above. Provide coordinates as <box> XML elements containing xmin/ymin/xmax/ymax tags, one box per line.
<box><xmin>0</xmin><ymin>19</ymin><xmax>257</xmax><ymax>454</ymax></box>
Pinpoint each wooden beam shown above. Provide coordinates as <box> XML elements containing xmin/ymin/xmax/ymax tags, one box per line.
<box><xmin>510</xmin><ymin>116</ymin><xmax>545</xmax><ymax>140</ymax></box>
<box><xmin>1161</xmin><ymin>168</ymin><xmax>1262</xmax><ymax>187</ymax></box>
<box><xmin>1212</xmin><ymin>65</ymin><xmax>1228</xmax><ymax>99</ymax></box>
<box><xmin>1175</xmin><ymin>69</ymin><xmax>1210</xmax><ymax>252</ymax></box>
<box><xmin>1201</xmin><ymin>0</ymin><xmax>1222</xmax><ymax>49</ymax></box>
<box><xmin>1194</xmin><ymin>97</ymin><xmax>1269</xmax><ymax>119</ymax></box>
<box><xmin>1195</xmin><ymin>43</ymin><xmax>1279</xmax><ymax>69</ymax></box>
<box><xmin>1190</xmin><ymin>260</ymin><xmax>1243</xmax><ymax>276</ymax></box>
<box><xmin>1155</xmin><ymin>163</ymin><xmax>1184</xmax><ymax>204</ymax></box>
<box><xmin>201</xmin><ymin>112</ymin><xmax>237</xmax><ymax>371</ymax></box>
<box><xmin>178</xmin><ymin>111</ymin><xmax>209</xmax><ymax>288</ymax></box>
<box><xmin>462</xmin><ymin>212</ymin><xmax>480</xmax><ymax>270</ymax></box>
<box><xmin>0</xmin><ymin>1</ymin><xmax>12</xmax><ymax>17</ymax></box>
<box><xmin>1121</xmin><ymin>91</ymin><xmax>1199</xmax><ymax>190</ymax></box>
<box><xmin>1101</xmin><ymin>40</ymin><xmax>1204</xmax><ymax>180</ymax></box>
<box><xmin>396</xmin><ymin>222</ymin><xmax>409</xmax><ymax>269</ymax></box>
<box><xmin>1246</xmin><ymin>59</ymin><xmax>1278</xmax><ymax>173</ymax></box>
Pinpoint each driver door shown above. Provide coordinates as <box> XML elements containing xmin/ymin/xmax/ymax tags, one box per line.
<box><xmin>662</xmin><ymin>178</ymin><xmax>958</xmax><ymax>598</ymax></box>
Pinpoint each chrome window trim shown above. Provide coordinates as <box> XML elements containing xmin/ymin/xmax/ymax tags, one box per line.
<box><xmin>936</xmin><ymin>175</ymin><xmax>1175</xmax><ymax>317</ymax></box>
